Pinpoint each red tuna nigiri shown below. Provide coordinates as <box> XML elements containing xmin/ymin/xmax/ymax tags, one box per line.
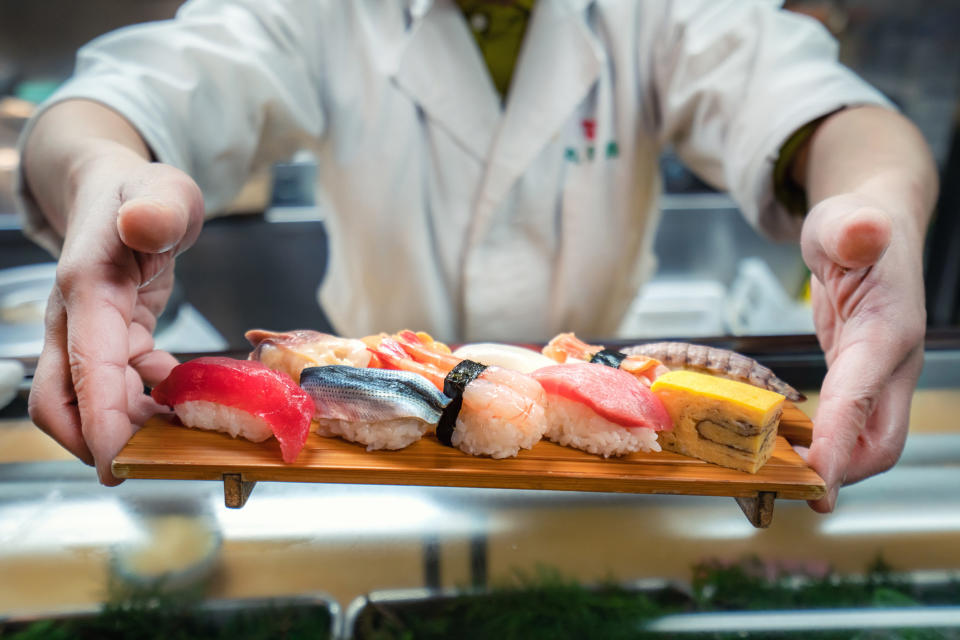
<box><xmin>151</xmin><ymin>357</ymin><xmax>315</xmax><ymax>463</ymax></box>
<box><xmin>531</xmin><ymin>363</ymin><xmax>672</xmax><ymax>431</ymax></box>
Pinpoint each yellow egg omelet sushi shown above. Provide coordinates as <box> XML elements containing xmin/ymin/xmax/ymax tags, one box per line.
<box><xmin>650</xmin><ymin>370</ymin><xmax>785</xmax><ymax>474</ymax></box>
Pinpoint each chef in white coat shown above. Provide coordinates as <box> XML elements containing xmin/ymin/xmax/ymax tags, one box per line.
<box><xmin>19</xmin><ymin>0</ymin><xmax>937</xmax><ymax>513</ymax></box>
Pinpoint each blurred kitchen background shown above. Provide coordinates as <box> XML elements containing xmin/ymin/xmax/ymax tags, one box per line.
<box><xmin>1</xmin><ymin>0</ymin><xmax>959</xmax><ymax>355</ymax></box>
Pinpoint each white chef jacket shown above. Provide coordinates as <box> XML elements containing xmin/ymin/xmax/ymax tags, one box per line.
<box><xmin>17</xmin><ymin>0</ymin><xmax>890</xmax><ymax>342</ymax></box>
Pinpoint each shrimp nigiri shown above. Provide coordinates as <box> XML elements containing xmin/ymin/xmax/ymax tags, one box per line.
<box><xmin>366</xmin><ymin>331</ymin><xmax>548</xmax><ymax>459</ymax></box>
<box><xmin>542</xmin><ymin>333</ymin><xmax>667</xmax><ymax>385</ymax></box>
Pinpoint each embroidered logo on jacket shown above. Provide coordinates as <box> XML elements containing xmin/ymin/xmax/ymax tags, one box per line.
<box><xmin>564</xmin><ymin>118</ymin><xmax>618</xmax><ymax>163</ymax></box>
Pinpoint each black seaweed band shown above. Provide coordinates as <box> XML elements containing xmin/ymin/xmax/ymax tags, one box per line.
<box><xmin>436</xmin><ymin>360</ymin><xmax>488</xmax><ymax>447</ymax></box>
<box><xmin>589</xmin><ymin>348</ymin><xmax>627</xmax><ymax>369</ymax></box>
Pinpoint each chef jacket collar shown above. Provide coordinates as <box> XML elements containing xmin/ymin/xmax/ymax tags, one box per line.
<box><xmin>405</xmin><ymin>0</ymin><xmax>594</xmax><ymax>18</ymax></box>
<box><xmin>468</xmin><ymin>0</ymin><xmax>603</xmax><ymax>243</ymax></box>
<box><xmin>390</xmin><ymin>0</ymin><xmax>600</xmax><ymax>166</ymax></box>
<box><xmin>390</xmin><ymin>0</ymin><xmax>501</xmax><ymax>160</ymax></box>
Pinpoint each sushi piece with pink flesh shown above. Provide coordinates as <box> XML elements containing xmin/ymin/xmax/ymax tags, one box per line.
<box><xmin>151</xmin><ymin>357</ymin><xmax>315</xmax><ymax>463</ymax></box>
<box><xmin>366</xmin><ymin>331</ymin><xmax>548</xmax><ymax>458</ymax></box>
<box><xmin>530</xmin><ymin>363</ymin><xmax>673</xmax><ymax>458</ymax></box>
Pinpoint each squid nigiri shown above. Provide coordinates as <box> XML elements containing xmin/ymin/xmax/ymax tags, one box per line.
<box><xmin>299</xmin><ymin>365</ymin><xmax>451</xmax><ymax>450</ymax></box>
<box><xmin>246</xmin><ymin>329</ymin><xmax>371</xmax><ymax>382</ymax></box>
<box><xmin>151</xmin><ymin>357</ymin><xmax>314</xmax><ymax>464</ymax></box>
<box><xmin>452</xmin><ymin>342</ymin><xmax>557</xmax><ymax>374</ymax></box>
<box><xmin>367</xmin><ymin>331</ymin><xmax>548</xmax><ymax>459</ymax></box>
<box><xmin>531</xmin><ymin>363</ymin><xmax>672</xmax><ymax>457</ymax></box>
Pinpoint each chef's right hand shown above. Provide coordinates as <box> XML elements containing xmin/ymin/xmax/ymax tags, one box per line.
<box><xmin>28</xmin><ymin>151</ymin><xmax>204</xmax><ymax>485</ymax></box>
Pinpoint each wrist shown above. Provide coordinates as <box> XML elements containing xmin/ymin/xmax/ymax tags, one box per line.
<box><xmin>66</xmin><ymin>140</ymin><xmax>150</xmax><ymax>201</ymax></box>
<box><xmin>802</xmin><ymin>106</ymin><xmax>938</xmax><ymax>243</ymax></box>
<box><xmin>42</xmin><ymin>140</ymin><xmax>150</xmax><ymax>236</ymax></box>
<box><xmin>22</xmin><ymin>100</ymin><xmax>152</xmax><ymax>235</ymax></box>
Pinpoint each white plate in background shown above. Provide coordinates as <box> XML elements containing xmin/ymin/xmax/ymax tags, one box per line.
<box><xmin>0</xmin><ymin>359</ymin><xmax>24</xmax><ymax>410</ymax></box>
<box><xmin>0</xmin><ymin>262</ymin><xmax>226</xmax><ymax>358</ymax></box>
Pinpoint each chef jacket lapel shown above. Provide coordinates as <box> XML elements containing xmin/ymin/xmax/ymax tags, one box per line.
<box><xmin>469</xmin><ymin>0</ymin><xmax>601</xmax><ymax>242</ymax></box>
<box><xmin>390</xmin><ymin>0</ymin><xmax>501</xmax><ymax>161</ymax></box>
<box><xmin>459</xmin><ymin>0</ymin><xmax>602</xmax><ymax>339</ymax></box>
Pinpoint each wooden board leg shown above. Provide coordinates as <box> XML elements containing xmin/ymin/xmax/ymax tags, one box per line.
<box><xmin>735</xmin><ymin>492</ymin><xmax>776</xmax><ymax>528</ymax></box>
<box><xmin>223</xmin><ymin>473</ymin><xmax>256</xmax><ymax>508</ymax></box>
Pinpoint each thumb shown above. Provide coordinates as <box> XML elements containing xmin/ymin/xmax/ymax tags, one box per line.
<box><xmin>801</xmin><ymin>197</ymin><xmax>892</xmax><ymax>279</ymax></box>
<box><xmin>116</xmin><ymin>164</ymin><xmax>204</xmax><ymax>256</ymax></box>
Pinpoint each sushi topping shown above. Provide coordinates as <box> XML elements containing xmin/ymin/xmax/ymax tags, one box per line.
<box><xmin>624</xmin><ymin>341</ymin><xmax>805</xmax><ymax>401</ymax></box>
<box><xmin>531</xmin><ymin>363</ymin><xmax>673</xmax><ymax>431</ymax></box>
<box><xmin>437</xmin><ymin>360</ymin><xmax>488</xmax><ymax>446</ymax></box>
<box><xmin>589</xmin><ymin>348</ymin><xmax>627</xmax><ymax>369</ymax></box>
<box><xmin>151</xmin><ymin>357</ymin><xmax>315</xmax><ymax>464</ymax></box>
<box><xmin>543</xmin><ymin>333</ymin><xmax>665</xmax><ymax>385</ymax></box>
<box><xmin>300</xmin><ymin>365</ymin><xmax>452</xmax><ymax>423</ymax></box>
<box><xmin>246</xmin><ymin>329</ymin><xmax>372</xmax><ymax>382</ymax></box>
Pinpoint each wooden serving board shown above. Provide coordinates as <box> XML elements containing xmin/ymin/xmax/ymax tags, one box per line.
<box><xmin>113</xmin><ymin>402</ymin><xmax>823</xmax><ymax>527</ymax></box>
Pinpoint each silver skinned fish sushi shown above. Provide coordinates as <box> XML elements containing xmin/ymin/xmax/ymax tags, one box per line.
<box><xmin>299</xmin><ymin>365</ymin><xmax>452</xmax><ymax>450</ymax></box>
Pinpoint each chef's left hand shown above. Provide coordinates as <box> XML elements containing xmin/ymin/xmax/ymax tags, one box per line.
<box><xmin>799</xmin><ymin>193</ymin><xmax>926</xmax><ymax>513</ymax></box>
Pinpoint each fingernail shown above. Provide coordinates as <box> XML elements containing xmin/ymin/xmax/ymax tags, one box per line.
<box><xmin>120</xmin><ymin>198</ymin><xmax>186</xmax><ymax>223</ymax></box>
<box><xmin>117</xmin><ymin>199</ymin><xmax>184</xmax><ymax>253</ymax></box>
<box><xmin>119</xmin><ymin>198</ymin><xmax>160</xmax><ymax>216</ymax></box>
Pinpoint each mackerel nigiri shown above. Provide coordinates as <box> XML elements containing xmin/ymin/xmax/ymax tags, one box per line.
<box><xmin>300</xmin><ymin>365</ymin><xmax>452</xmax><ymax>451</ymax></box>
<box><xmin>531</xmin><ymin>363</ymin><xmax>672</xmax><ymax>458</ymax></box>
<box><xmin>151</xmin><ymin>357</ymin><xmax>314</xmax><ymax>464</ymax></box>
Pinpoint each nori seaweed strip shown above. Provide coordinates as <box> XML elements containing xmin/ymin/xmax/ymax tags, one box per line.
<box><xmin>437</xmin><ymin>360</ymin><xmax>488</xmax><ymax>447</ymax></box>
<box><xmin>590</xmin><ymin>348</ymin><xmax>627</xmax><ymax>369</ymax></box>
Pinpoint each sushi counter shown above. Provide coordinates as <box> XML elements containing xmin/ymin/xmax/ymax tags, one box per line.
<box><xmin>2</xmin><ymin>338</ymin><xmax>960</xmax><ymax>637</ymax></box>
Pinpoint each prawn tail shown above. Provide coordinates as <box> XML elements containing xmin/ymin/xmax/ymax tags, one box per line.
<box><xmin>624</xmin><ymin>341</ymin><xmax>806</xmax><ymax>402</ymax></box>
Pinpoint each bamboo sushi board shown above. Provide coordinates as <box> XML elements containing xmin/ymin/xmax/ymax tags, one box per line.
<box><xmin>114</xmin><ymin>402</ymin><xmax>822</xmax><ymax>528</ymax></box>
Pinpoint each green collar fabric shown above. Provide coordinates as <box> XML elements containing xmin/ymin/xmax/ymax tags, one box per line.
<box><xmin>456</xmin><ymin>0</ymin><xmax>536</xmax><ymax>99</ymax></box>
